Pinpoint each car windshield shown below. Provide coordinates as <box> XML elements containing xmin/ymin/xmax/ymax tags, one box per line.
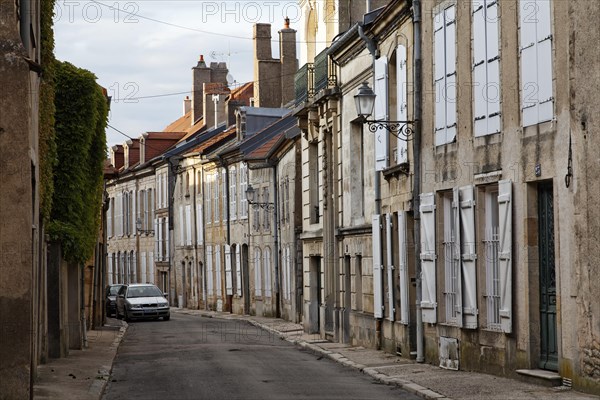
<box><xmin>109</xmin><ymin>286</ymin><xmax>121</xmax><ymax>296</ymax></box>
<box><xmin>127</xmin><ymin>286</ymin><xmax>163</xmax><ymax>298</ymax></box>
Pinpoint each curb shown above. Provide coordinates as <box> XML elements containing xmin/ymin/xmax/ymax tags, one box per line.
<box><xmin>93</xmin><ymin>323</ymin><xmax>128</xmax><ymax>400</ymax></box>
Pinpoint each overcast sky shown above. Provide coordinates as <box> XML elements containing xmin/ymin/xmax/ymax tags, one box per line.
<box><xmin>54</xmin><ymin>0</ymin><xmax>303</xmax><ymax>147</ymax></box>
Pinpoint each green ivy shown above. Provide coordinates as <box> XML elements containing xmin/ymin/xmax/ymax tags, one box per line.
<box><xmin>39</xmin><ymin>0</ymin><xmax>57</xmax><ymax>223</ymax></box>
<box><xmin>48</xmin><ymin>61</ymin><xmax>108</xmax><ymax>264</ymax></box>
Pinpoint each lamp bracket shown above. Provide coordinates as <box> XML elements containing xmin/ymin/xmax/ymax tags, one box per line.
<box><xmin>363</xmin><ymin>119</ymin><xmax>417</xmax><ymax>141</ymax></box>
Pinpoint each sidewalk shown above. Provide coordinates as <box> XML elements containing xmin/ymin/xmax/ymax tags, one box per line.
<box><xmin>175</xmin><ymin>308</ymin><xmax>600</xmax><ymax>400</ymax></box>
<box><xmin>33</xmin><ymin>321</ymin><xmax>126</xmax><ymax>400</ymax></box>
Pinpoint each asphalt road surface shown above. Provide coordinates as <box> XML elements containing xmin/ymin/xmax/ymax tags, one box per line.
<box><xmin>103</xmin><ymin>312</ymin><xmax>420</xmax><ymax>400</ymax></box>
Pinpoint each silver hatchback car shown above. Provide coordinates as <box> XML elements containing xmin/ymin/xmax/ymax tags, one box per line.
<box><xmin>116</xmin><ymin>284</ymin><xmax>170</xmax><ymax>321</ymax></box>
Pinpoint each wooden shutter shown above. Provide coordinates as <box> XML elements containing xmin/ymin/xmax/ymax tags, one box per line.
<box><xmin>472</xmin><ymin>0</ymin><xmax>488</xmax><ymax>136</ymax></box>
<box><xmin>398</xmin><ymin>211</ymin><xmax>409</xmax><ymax>324</ymax></box>
<box><xmin>498</xmin><ymin>180</ymin><xmax>512</xmax><ymax>333</ymax></box>
<box><xmin>374</xmin><ymin>56</ymin><xmax>389</xmax><ymax>171</ymax></box>
<box><xmin>185</xmin><ymin>205</ymin><xmax>192</xmax><ymax>246</ymax></box>
<box><xmin>179</xmin><ymin>205</ymin><xmax>185</xmax><ymax>246</ymax></box>
<box><xmin>396</xmin><ymin>44</ymin><xmax>408</xmax><ymax>164</ymax></box>
<box><xmin>215</xmin><ymin>245</ymin><xmax>222</xmax><ymax>296</ymax></box>
<box><xmin>459</xmin><ymin>185</ymin><xmax>478</xmax><ymax>328</ymax></box>
<box><xmin>434</xmin><ymin>11</ymin><xmax>446</xmax><ymax>145</ymax></box>
<box><xmin>445</xmin><ymin>6</ymin><xmax>457</xmax><ymax>143</ymax></box>
<box><xmin>486</xmin><ymin>1</ymin><xmax>501</xmax><ymax>134</ymax></box>
<box><xmin>156</xmin><ymin>218</ymin><xmax>162</xmax><ymax>261</ymax></box>
<box><xmin>520</xmin><ymin>0</ymin><xmax>539</xmax><ymax>127</ymax></box>
<box><xmin>385</xmin><ymin>214</ymin><xmax>395</xmax><ymax>321</ymax></box>
<box><xmin>235</xmin><ymin>246</ymin><xmax>242</xmax><ymax>296</ymax></box>
<box><xmin>165</xmin><ymin>217</ymin><xmax>170</xmax><ymax>261</ymax></box>
<box><xmin>108</xmin><ymin>254</ymin><xmax>113</xmax><ymax>285</ymax></box>
<box><xmin>536</xmin><ymin>0</ymin><xmax>553</xmax><ymax>122</ymax></box>
<box><xmin>452</xmin><ymin>187</ymin><xmax>463</xmax><ymax>327</ymax></box>
<box><xmin>225</xmin><ymin>244</ymin><xmax>233</xmax><ymax>296</ymax></box>
<box><xmin>420</xmin><ymin>192</ymin><xmax>437</xmax><ymax>323</ymax></box>
<box><xmin>196</xmin><ymin>203</ymin><xmax>203</xmax><ymax>245</ymax></box>
<box><xmin>206</xmin><ymin>246</ymin><xmax>213</xmax><ymax>296</ymax></box>
<box><xmin>372</xmin><ymin>215</ymin><xmax>383</xmax><ymax>318</ymax></box>
<box><xmin>255</xmin><ymin>249</ymin><xmax>262</xmax><ymax>296</ymax></box>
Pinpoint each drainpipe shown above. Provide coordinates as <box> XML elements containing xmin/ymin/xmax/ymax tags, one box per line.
<box><xmin>217</xmin><ymin>155</ymin><xmax>232</xmax><ymax>313</ymax></box>
<box><xmin>358</xmin><ymin>22</ymin><xmax>383</xmax><ymax>350</ymax></box>
<box><xmin>272</xmin><ymin>163</ymin><xmax>281</xmax><ymax>319</ymax></box>
<box><xmin>413</xmin><ymin>0</ymin><xmax>425</xmax><ymax>363</ymax></box>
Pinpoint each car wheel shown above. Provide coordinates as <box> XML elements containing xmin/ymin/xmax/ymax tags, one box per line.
<box><xmin>163</xmin><ymin>314</ymin><xmax>170</xmax><ymax>321</ymax></box>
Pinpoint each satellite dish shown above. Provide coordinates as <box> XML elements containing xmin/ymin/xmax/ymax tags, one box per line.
<box><xmin>226</xmin><ymin>73</ymin><xmax>235</xmax><ymax>85</ymax></box>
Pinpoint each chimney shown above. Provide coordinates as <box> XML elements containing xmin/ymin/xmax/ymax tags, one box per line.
<box><xmin>192</xmin><ymin>55</ymin><xmax>211</xmax><ymax>124</ymax></box>
<box><xmin>203</xmin><ymin>83</ymin><xmax>230</xmax><ymax>130</ymax></box>
<box><xmin>253</xmin><ymin>23</ymin><xmax>281</xmax><ymax>107</ymax></box>
<box><xmin>183</xmin><ymin>96</ymin><xmax>191</xmax><ymax>116</ymax></box>
<box><xmin>279</xmin><ymin>17</ymin><xmax>298</xmax><ymax>106</ymax></box>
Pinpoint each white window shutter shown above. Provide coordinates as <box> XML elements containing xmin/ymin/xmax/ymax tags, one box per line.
<box><xmin>385</xmin><ymin>214</ymin><xmax>395</xmax><ymax>321</ymax></box>
<box><xmin>108</xmin><ymin>254</ymin><xmax>113</xmax><ymax>285</ymax></box>
<box><xmin>236</xmin><ymin>246</ymin><xmax>242</xmax><ymax>297</ymax></box>
<box><xmin>156</xmin><ymin>218</ymin><xmax>161</xmax><ymax>261</ymax></box>
<box><xmin>472</xmin><ymin>1</ymin><xmax>487</xmax><ymax>136</ymax></box>
<box><xmin>420</xmin><ymin>192</ymin><xmax>437</xmax><ymax>323</ymax></box>
<box><xmin>179</xmin><ymin>205</ymin><xmax>184</xmax><ymax>246</ymax></box>
<box><xmin>132</xmin><ymin>252</ymin><xmax>137</xmax><ymax>282</ymax></box>
<box><xmin>372</xmin><ymin>214</ymin><xmax>383</xmax><ymax>318</ymax></box>
<box><xmin>486</xmin><ymin>1</ymin><xmax>501</xmax><ymax>133</ymax></box>
<box><xmin>185</xmin><ymin>205</ymin><xmax>192</xmax><ymax>246</ymax></box>
<box><xmin>206</xmin><ymin>246</ymin><xmax>213</xmax><ymax>296</ymax></box>
<box><xmin>374</xmin><ymin>56</ymin><xmax>389</xmax><ymax>171</ymax></box>
<box><xmin>398</xmin><ymin>211</ymin><xmax>409</xmax><ymax>325</ymax></box>
<box><xmin>498</xmin><ymin>180</ymin><xmax>512</xmax><ymax>333</ymax></box>
<box><xmin>520</xmin><ymin>0</ymin><xmax>539</xmax><ymax>127</ymax></box>
<box><xmin>117</xmin><ymin>193</ymin><xmax>122</xmax><ymax>236</ymax></box>
<box><xmin>255</xmin><ymin>249</ymin><xmax>262</xmax><ymax>296</ymax></box>
<box><xmin>445</xmin><ymin>13</ymin><xmax>457</xmax><ymax>143</ymax></box>
<box><xmin>459</xmin><ymin>185</ymin><xmax>478</xmax><ymax>329</ymax></box>
<box><xmin>434</xmin><ymin>20</ymin><xmax>446</xmax><ymax>145</ymax></box>
<box><xmin>396</xmin><ymin>44</ymin><xmax>408</xmax><ymax>164</ymax></box>
<box><xmin>165</xmin><ymin>217</ymin><xmax>170</xmax><ymax>261</ymax></box>
<box><xmin>452</xmin><ymin>187</ymin><xmax>463</xmax><ymax>327</ymax></box>
<box><xmin>225</xmin><ymin>244</ymin><xmax>233</xmax><ymax>296</ymax></box>
<box><xmin>537</xmin><ymin>37</ymin><xmax>553</xmax><ymax>122</ymax></box>
<box><xmin>215</xmin><ymin>245</ymin><xmax>222</xmax><ymax>296</ymax></box>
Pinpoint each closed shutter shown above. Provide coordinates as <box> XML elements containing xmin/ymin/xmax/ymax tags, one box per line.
<box><xmin>472</xmin><ymin>1</ymin><xmax>487</xmax><ymax>136</ymax></box>
<box><xmin>179</xmin><ymin>205</ymin><xmax>185</xmax><ymax>246</ymax></box>
<box><xmin>396</xmin><ymin>44</ymin><xmax>408</xmax><ymax>164</ymax></box>
<box><xmin>141</xmin><ymin>252</ymin><xmax>147</xmax><ymax>283</ymax></box>
<box><xmin>372</xmin><ymin>214</ymin><xmax>383</xmax><ymax>318</ymax></box>
<box><xmin>445</xmin><ymin>6</ymin><xmax>457</xmax><ymax>143</ymax></box>
<box><xmin>254</xmin><ymin>249</ymin><xmax>262</xmax><ymax>296</ymax></box>
<box><xmin>264</xmin><ymin>249</ymin><xmax>272</xmax><ymax>297</ymax></box>
<box><xmin>520</xmin><ymin>0</ymin><xmax>539</xmax><ymax>127</ymax></box>
<box><xmin>235</xmin><ymin>246</ymin><xmax>242</xmax><ymax>296</ymax></box>
<box><xmin>385</xmin><ymin>214</ymin><xmax>395</xmax><ymax>321</ymax></box>
<box><xmin>108</xmin><ymin>254</ymin><xmax>113</xmax><ymax>285</ymax></box>
<box><xmin>434</xmin><ymin>11</ymin><xmax>446</xmax><ymax>146</ymax></box>
<box><xmin>148</xmin><ymin>252</ymin><xmax>154</xmax><ymax>285</ymax></box>
<box><xmin>282</xmin><ymin>247</ymin><xmax>288</xmax><ymax>300</ymax></box>
<box><xmin>374</xmin><ymin>56</ymin><xmax>389</xmax><ymax>171</ymax></box>
<box><xmin>536</xmin><ymin>0</ymin><xmax>553</xmax><ymax>122</ymax></box>
<box><xmin>206</xmin><ymin>246</ymin><xmax>213</xmax><ymax>296</ymax></box>
<box><xmin>225</xmin><ymin>244</ymin><xmax>233</xmax><ymax>296</ymax></box>
<box><xmin>107</xmin><ymin>199</ymin><xmax>112</xmax><ymax>238</ymax></box>
<box><xmin>132</xmin><ymin>252</ymin><xmax>137</xmax><ymax>282</ymax></box>
<box><xmin>156</xmin><ymin>218</ymin><xmax>161</xmax><ymax>261</ymax></box>
<box><xmin>486</xmin><ymin>1</ymin><xmax>501</xmax><ymax>133</ymax></box>
<box><xmin>196</xmin><ymin>203</ymin><xmax>203</xmax><ymax>245</ymax></box>
<box><xmin>185</xmin><ymin>205</ymin><xmax>192</xmax><ymax>246</ymax></box>
<box><xmin>452</xmin><ymin>187</ymin><xmax>463</xmax><ymax>327</ymax></box>
<box><xmin>117</xmin><ymin>193</ymin><xmax>122</xmax><ymax>236</ymax></box>
<box><xmin>459</xmin><ymin>185</ymin><xmax>478</xmax><ymax>328</ymax></box>
<box><xmin>215</xmin><ymin>246</ymin><xmax>222</xmax><ymax>296</ymax></box>
<box><xmin>165</xmin><ymin>217</ymin><xmax>170</xmax><ymax>261</ymax></box>
<box><xmin>498</xmin><ymin>180</ymin><xmax>512</xmax><ymax>333</ymax></box>
<box><xmin>420</xmin><ymin>192</ymin><xmax>437</xmax><ymax>323</ymax></box>
<box><xmin>398</xmin><ymin>211</ymin><xmax>409</xmax><ymax>325</ymax></box>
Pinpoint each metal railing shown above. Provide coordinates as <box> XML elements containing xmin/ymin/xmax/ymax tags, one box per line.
<box><xmin>314</xmin><ymin>48</ymin><xmax>337</xmax><ymax>93</ymax></box>
<box><xmin>295</xmin><ymin>63</ymin><xmax>314</xmax><ymax>106</ymax></box>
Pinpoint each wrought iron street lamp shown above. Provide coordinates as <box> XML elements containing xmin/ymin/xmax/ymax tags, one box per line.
<box><xmin>354</xmin><ymin>81</ymin><xmax>416</xmax><ymax>141</ymax></box>
<box><xmin>136</xmin><ymin>218</ymin><xmax>154</xmax><ymax>235</ymax></box>
<box><xmin>245</xmin><ymin>184</ymin><xmax>275</xmax><ymax>212</ymax></box>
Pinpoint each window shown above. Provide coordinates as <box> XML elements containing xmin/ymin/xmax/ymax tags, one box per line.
<box><xmin>443</xmin><ymin>191</ymin><xmax>460</xmax><ymax>325</ymax></box>
<box><xmin>374</xmin><ymin>56</ymin><xmax>389</xmax><ymax>170</ymax></box>
<box><xmin>214</xmin><ymin>172</ymin><xmax>219</xmax><ymax>223</ymax></box>
<box><xmin>230</xmin><ymin>167</ymin><xmax>237</xmax><ymax>220</ymax></box>
<box><xmin>206</xmin><ymin>246</ymin><xmax>213</xmax><ymax>296</ymax></box>
<box><xmin>108</xmin><ymin>253</ymin><xmax>114</xmax><ymax>285</ymax></box>
<box><xmin>308</xmin><ymin>141</ymin><xmax>319</xmax><ymax>223</ymax></box>
<box><xmin>263</xmin><ymin>187</ymin><xmax>270</xmax><ymax>230</ymax></box>
<box><xmin>264</xmin><ymin>247</ymin><xmax>272</xmax><ymax>297</ymax></box>
<box><xmin>147</xmin><ymin>189</ymin><xmax>154</xmax><ymax>232</ymax></box>
<box><xmin>284</xmin><ymin>178</ymin><xmax>290</xmax><ymax>224</ymax></box>
<box><xmin>222</xmin><ymin>168</ymin><xmax>228</xmax><ymax>222</ymax></box>
<box><xmin>107</xmin><ymin>197</ymin><xmax>113</xmax><ymax>237</ymax></box>
<box><xmin>197</xmin><ymin>171</ymin><xmax>202</xmax><ymax>194</ymax></box>
<box><xmin>185</xmin><ymin>204</ymin><xmax>192</xmax><ymax>246</ymax></box>
<box><xmin>253</xmin><ymin>191</ymin><xmax>260</xmax><ymax>232</ymax></box>
<box><xmin>206</xmin><ymin>173</ymin><xmax>212</xmax><ymax>224</ymax></box>
<box><xmin>483</xmin><ymin>185</ymin><xmax>500</xmax><ymax>330</ymax></box>
<box><xmin>138</xmin><ymin>189</ymin><xmax>145</xmax><ymax>231</ymax></box>
<box><xmin>215</xmin><ymin>245</ymin><xmax>222</xmax><ymax>296</ymax></box>
<box><xmin>434</xmin><ymin>5</ymin><xmax>457</xmax><ymax>145</ymax></box>
<box><xmin>355</xmin><ymin>256</ymin><xmax>363</xmax><ymax>311</ymax></box>
<box><xmin>519</xmin><ymin>0</ymin><xmax>553</xmax><ymax>126</ymax></box>
<box><xmin>254</xmin><ymin>247</ymin><xmax>262</xmax><ymax>296</ymax></box>
<box><xmin>473</xmin><ymin>0</ymin><xmax>501</xmax><ymax>136</ymax></box>
<box><xmin>123</xmin><ymin>192</ymin><xmax>129</xmax><ymax>236</ymax></box>
<box><xmin>185</xmin><ymin>172</ymin><xmax>190</xmax><ymax>197</ymax></box>
<box><xmin>240</xmin><ymin>163</ymin><xmax>248</xmax><ymax>218</ymax></box>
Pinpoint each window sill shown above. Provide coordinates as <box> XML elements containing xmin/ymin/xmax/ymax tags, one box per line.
<box><xmin>382</xmin><ymin>162</ymin><xmax>410</xmax><ymax>181</ymax></box>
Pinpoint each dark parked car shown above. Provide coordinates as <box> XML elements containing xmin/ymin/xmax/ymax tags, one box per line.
<box><xmin>105</xmin><ymin>284</ymin><xmax>124</xmax><ymax>317</ymax></box>
<box><xmin>116</xmin><ymin>284</ymin><xmax>170</xmax><ymax>321</ymax></box>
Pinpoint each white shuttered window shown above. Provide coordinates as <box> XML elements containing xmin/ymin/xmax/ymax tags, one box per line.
<box><xmin>459</xmin><ymin>186</ymin><xmax>478</xmax><ymax>329</ymax></box>
<box><xmin>374</xmin><ymin>56</ymin><xmax>389</xmax><ymax>171</ymax></box>
<box><xmin>434</xmin><ymin>6</ymin><xmax>457</xmax><ymax>146</ymax></box>
<box><xmin>420</xmin><ymin>193</ymin><xmax>437</xmax><ymax>323</ymax></box>
<box><xmin>372</xmin><ymin>215</ymin><xmax>383</xmax><ymax>318</ymax></box>
<box><xmin>472</xmin><ymin>0</ymin><xmax>501</xmax><ymax>136</ymax></box>
<box><xmin>497</xmin><ymin>180</ymin><xmax>512</xmax><ymax>333</ymax></box>
<box><xmin>396</xmin><ymin>45</ymin><xmax>409</xmax><ymax>164</ymax></box>
<box><xmin>520</xmin><ymin>0</ymin><xmax>554</xmax><ymax>126</ymax></box>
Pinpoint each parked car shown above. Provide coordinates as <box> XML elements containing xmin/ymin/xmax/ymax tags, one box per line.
<box><xmin>105</xmin><ymin>284</ymin><xmax>124</xmax><ymax>317</ymax></box>
<box><xmin>116</xmin><ymin>284</ymin><xmax>170</xmax><ymax>321</ymax></box>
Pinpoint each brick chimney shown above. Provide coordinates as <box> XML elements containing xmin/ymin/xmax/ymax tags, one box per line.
<box><xmin>192</xmin><ymin>55</ymin><xmax>211</xmax><ymax>124</ymax></box>
<box><xmin>253</xmin><ymin>23</ymin><xmax>280</xmax><ymax>108</ymax></box>
<box><xmin>279</xmin><ymin>17</ymin><xmax>298</xmax><ymax>106</ymax></box>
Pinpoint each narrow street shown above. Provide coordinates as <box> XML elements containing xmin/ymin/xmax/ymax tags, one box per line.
<box><xmin>102</xmin><ymin>313</ymin><xmax>420</xmax><ymax>400</ymax></box>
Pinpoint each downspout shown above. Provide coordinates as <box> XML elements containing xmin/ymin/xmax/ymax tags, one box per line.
<box><xmin>217</xmin><ymin>154</ymin><xmax>232</xmax><ymax>313</ymax></box>
<box><xmin>192</xmin><ymin>164</ymin><xmax>199</xmax><ymax>309</ymax></box>
<box><xmin>413</xmin><ymin>0</ymin><xmax>425</xmax><ymax>363</ymax></box>
<box><xmin>201</xmin><ymin>165</ymin><xmax>208</xmax><ymax>310</ymax></box>
<box><xmin>272</xmin><ymin>163</ymin><xmax>281</xmax><ymax>319</ymax></box>
<box><xmin>358</xmin><ymin>22</ymin><xmax>383</xmax><ymax>350</ymax></box>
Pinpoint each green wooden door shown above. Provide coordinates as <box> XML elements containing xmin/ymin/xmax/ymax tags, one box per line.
<box><xmin>538</xmin><ymin>183</ymin><xmax>558</xmax><ymax>371</ymax></box>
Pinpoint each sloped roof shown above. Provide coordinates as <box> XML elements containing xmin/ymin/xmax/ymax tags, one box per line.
<box><xmin>188</xmin><ymin>127</ymin><xmax>236</xmax><ymax>155</ymax></box>
<box><xmin>228</xmin><ymin>82</ymin><xmax>254</xmax><ymax>103</ymax></box>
